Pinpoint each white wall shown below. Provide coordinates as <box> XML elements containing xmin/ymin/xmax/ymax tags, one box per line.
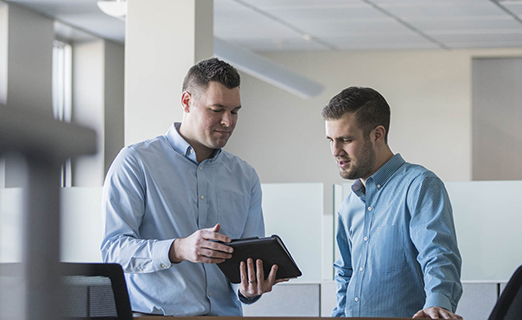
<box><xmin>226</xmin><ymin>48</ymin><xmax>522</xmax><ymax>187</ymax></box>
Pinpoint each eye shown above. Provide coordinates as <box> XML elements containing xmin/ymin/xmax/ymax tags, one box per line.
<box><xmin>210</xmin><ymin>108</ymin><xmax>221</xmax><ymax>113</ymax></box>
<box><xmin>343</xmin><ymin>139</ymin><xmax>352</xmax><ymax>143</ymax></box>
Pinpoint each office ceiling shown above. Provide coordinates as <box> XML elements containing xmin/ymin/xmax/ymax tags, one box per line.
<box><xmin>6</xmin><ymin>0</ymin><xmax>522</xmax><ymax>51</ymax></box>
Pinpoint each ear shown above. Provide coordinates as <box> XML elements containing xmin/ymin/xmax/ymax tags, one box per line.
<box><xmin>181</xmin><ymin>91</ymin><xmax>192</xmax><ymax>113</ymax></box>
<box><xmin>373</xmin><ymin>125</ymin><xmax>386</xmax><ymax>143</ymax></box>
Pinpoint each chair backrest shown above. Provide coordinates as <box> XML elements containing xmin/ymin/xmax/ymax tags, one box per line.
<box><xmin>0</xmin><ymin>262</ymin><xmax>133</xmax><ymax>320</ymax></box>
<box><xmin>60</xmin><ymin>263</ymin><xmax>133</xmax><ymax>320</ymax></box>
<box><xmin>488</xmin><ymin>265</ymin><xmax>522</xmax><ymax>320</ymax></box>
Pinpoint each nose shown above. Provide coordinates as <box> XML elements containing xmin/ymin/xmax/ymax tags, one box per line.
<box><xmin>221</xmin><ymin>111</ymin><xmax>233</xmax><ymax>127</ymax></box>
<box><xmin>331</xmin><ymin>140</ymin><xmax>345</xmax><ymax>158</ymax></box>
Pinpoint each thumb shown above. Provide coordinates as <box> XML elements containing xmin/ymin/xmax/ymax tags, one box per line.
<box><xmin>212</xmin><ymin>223</ymin><xmax>221</xmax><ymax>233</ymax></box>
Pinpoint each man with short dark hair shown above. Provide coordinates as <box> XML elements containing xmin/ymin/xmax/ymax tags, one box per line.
<box><xmin>101</xmin><ymin>58</ymin><xmax>280</xmax><ymax>316</ymax></box>
<box><xmin>324</xmin><ymin>87</ymin><xmax>463</xmax><ymax>319</ymax></box>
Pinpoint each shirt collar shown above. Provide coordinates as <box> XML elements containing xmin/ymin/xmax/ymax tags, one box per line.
<box><xmin>370</xmin><ymin>153</ymin><xmax>405</xmax><ymax>188</ymax></box>
<box><xmin>166</xmin><ymin>122</ymin><xmax>222</xmax><ymax>163</ymax></box>
<box><xmin>351</xmin><ymin>153</ymin><xmax>405</xmax><ymax>196</ymax></box>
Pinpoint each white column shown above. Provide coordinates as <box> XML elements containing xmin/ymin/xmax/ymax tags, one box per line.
<box><xmin>125</xmin><ymin>0</ymin><xmax>213</xmax><ymax>145</ymax></box>
<box><xmin>71</xmin><ymin>39</ymin><xmax>124</xmax><ymax>186</ymax></box>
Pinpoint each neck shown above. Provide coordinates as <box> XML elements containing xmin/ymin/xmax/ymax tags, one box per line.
<box><xmin>360</xmin><ymin>145</ymin><xmax>394</xmax><ymax>187</ymax></box>
<box><xmin>178</xmin><ymin>124</ymin><xmax>215</xmax><ymax>163</ymax></box>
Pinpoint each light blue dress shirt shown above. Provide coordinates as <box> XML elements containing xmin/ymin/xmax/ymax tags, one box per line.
<box><xmin>101</xmin><ymin>123</ymin><xmax>265</xmax><ymax>316</ymax></box>
<box><xmin>332</xmin><ymin>154</ymin><xmax>462</xmax><ymax>318</ymax></box>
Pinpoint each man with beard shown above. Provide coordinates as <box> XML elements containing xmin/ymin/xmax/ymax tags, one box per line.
<box><xmin>101</xmin><ymin>58</ymin><xmax>281</xmax><ymax>316</ymax></box>
<box><xmin>324</xmin><ymin>87</ymin><xmax>462</xmax><ymax>319</ymax></box>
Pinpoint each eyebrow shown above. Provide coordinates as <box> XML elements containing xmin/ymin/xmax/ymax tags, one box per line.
<box><xmin>326</xmin><ymin>135</ymin><xmax>355</xmax><ymax>140</ymax></box>
<box><xmin>212</xmin><ymin>104</ymin><xmax>242</xmax><ymax>110</ymax></box>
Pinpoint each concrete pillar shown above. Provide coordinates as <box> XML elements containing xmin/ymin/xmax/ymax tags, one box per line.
<box><xmin>125</xmin><ymin>0</ymin><xmax>213</xmax><ymax>145</ymax></box>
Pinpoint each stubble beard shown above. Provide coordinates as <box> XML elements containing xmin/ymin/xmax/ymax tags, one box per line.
<box><xmin>339</xmin><ymin>139</ymin><xmax>376</xmax><ymax>180</ymax></box>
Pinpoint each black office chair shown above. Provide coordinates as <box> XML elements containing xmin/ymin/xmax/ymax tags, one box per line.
<box><xmin>0</xmin><ymin>262</ymin><xmax>133</xmax><ymax>320</ymax></box>
<box><xmin>488</xmin><ymin>265</ymin><xmax>522</xmax><ymax>320</ymax></box>
<box><xmin>60</xmin><ymin>263</ymin><xmax>133</xmax><ymax>320</ymax></box>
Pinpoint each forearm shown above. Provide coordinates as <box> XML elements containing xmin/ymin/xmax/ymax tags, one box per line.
<box><xmin>101</xmin><ymin>235</ymin><xmax>175</xmax><ymax>273</ymax></box>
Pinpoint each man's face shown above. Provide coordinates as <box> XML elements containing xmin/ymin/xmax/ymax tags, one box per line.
<box><xmin>183</xmin><ymin>81</ymin><xmax>241</xmax><ymax>152</ymax></box>
<box><xmin>325</xmin><ymin>113</ymin><xmax>376</xmax><ymax>180</ymax></box>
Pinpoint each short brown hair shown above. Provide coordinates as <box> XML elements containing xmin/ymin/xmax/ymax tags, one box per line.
<box><xmin>322</xmin><ymin>87</ymin><xmax>391</xmax><ymax>143</ymax></box>
<box><xmin>182</xmin><ymin>58</ymin><xmax>240</xmax><ymax>95</ymax></box>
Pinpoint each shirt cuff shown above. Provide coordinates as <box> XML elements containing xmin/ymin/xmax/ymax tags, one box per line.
<box><xmin>424</xmin><ymin>292</ymin><xmax>454</xmax><ymax>312</ymax></box>
<box><xmin>153</xmin><ymin>239</ymin><xmax>176</xmax><ymax>270</ymax></box>
<box><xmin>238</xmin><ymin>290</ymin><xmax>261</xmax><ymax>304</ymax></box>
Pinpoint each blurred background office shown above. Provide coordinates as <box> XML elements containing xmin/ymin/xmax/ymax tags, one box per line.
<box><xmin>1</xmin><ymin>1</ymin><xmax>522</xmax><ymax>319</ymax></box>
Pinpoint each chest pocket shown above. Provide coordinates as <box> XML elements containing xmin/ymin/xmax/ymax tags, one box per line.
<box><xmin>371</xmin><ymin>225</ymin><xmax>407</xmax><ymax>273</ymax></box>
<box><xmin>216</xmin><ymin>189</ymin><xmax>249</xmax><ymax>239</ymax></box>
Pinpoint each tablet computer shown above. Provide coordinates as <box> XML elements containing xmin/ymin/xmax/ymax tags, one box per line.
<box><xmin>217</xmin><ymin>235</ymin><xmax>301</xmax><ymax>284</ymax></box>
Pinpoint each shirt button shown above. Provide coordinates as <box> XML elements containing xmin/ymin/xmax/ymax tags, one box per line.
<box><xmin>359</xmin><ymin>267</ymin><xmax>364</xmax><ymax>271</ymax></box>
<box><xmin>208</xmin><ymin>292</ymin><xmax>212</xmax><ymax>297</ymax></box>
<box><xmin>181</xmin><ymin>153</ymin><xmax>184</xmax><ymax>156</ymax></box>
<box><xmin>200</xmin><ymin>195</ymin><xmax>204</xmax><ymax>200</ymax></box>
<box><xmin>364</xmin><ymin>236</ymin><xmax>368</xmax><ymax>241</ymax></box>
<box><xmin>368</xmin><ymin>206</ymin><xmax>372</xmax><ymax>211</ymax></box>
<box><xmin>199</xmin><ymin>167</ymin><xmax>202</xmax><ymax>171</ymax></box>
<box><xmin>138</xmin><ymin>268</ymin><xmax>143</xmax><ymax>272</ymax></box>
<box><xmin>355</xmin><ymin>297</ymin><xmax>359</xmax><ymax>302</ymax></box>
<box><xmin>190</xmin><ymin>149</ymin><xmax>194</xmax><ymax>154</ymax></box>
<box><xmin>161</xmin><ymin>264</ymin><xmax>167</xmax><ymax>268</ymax></box>
<box><xmin>377</xmin><ymin>184</ymin><xmax>381</xmax><ymax>188</ymax></box>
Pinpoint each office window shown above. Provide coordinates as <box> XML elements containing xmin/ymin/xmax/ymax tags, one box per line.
<box><xmin>52</xmin><ymin>40</ymin><xmax>72</xmax><ymax>187</ymax></box>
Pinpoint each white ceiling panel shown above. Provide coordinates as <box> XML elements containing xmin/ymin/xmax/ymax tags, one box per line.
<box><xmin>7</xmin><ymin>0</ymin><xmax>522</xmax><ymax>51</ymax></box>
<box><xmin>370</xmin><ymin>0</ymin><xmax>495</xmax><ymax>5</ymax></box>
<box><xmin>431</xmin><ymin>32</ymin><xmax>522</xmax><ymax>45</ymax></box>
<box><xmin>443</xmin><ymin>41</ymin><xmax>522</xmax><ymax>49</ymax></box>
<box><xmin>232</xmin><ymin>37</ymin><xmax>330</xmax><ymax>51</ymax></box>
<box><xmin>294</xmin><ymin>18</ymin><xmax>413</xmax><ymax>37</ymax></box>
<box><xmin>381</xmin><ymin>2</ymin><xmax>508</xmax><ymax>20</ymax></box>
<box><xmin>410</xmin><ymin>16</ymin><xmax>522</xmax><ymax>32</ymax></box>
<box><xmin>214</xmin><ymin>10</ymin><xmax>300</xmax><ymax>39</ymax></box>
<box><xmin>241</xmin><ymin>0</ymin><xmax>362</xmax><ymax>9</ymax></box>
<box><xmin>262</xmin><ymin>4</ymin><xmax>390</xmax><ymax>24</ymax></box>
<box><xmin>214</xmin><ymin>0</ymin><xmax>252</xmax><ymax>13</ymax></box>
<box><xmin>501</xmin><ymin>3</ymin><xmax>522</xmax><ymax>15</ymax></box>
<box><xmin>324</xmin><ymin>32</ymin><xmax>434</xmax><ymax>47</ymax></box>
<box><xmin>337</xmin><ymin>42</ymin><xmax>440</xmax><ymax>50</ymax></box>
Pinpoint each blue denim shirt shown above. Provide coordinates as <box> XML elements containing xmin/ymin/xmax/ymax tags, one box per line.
<box><xmin>333</xmin><ymin>154</ymin><xmax>462</xmax><ymax>318</ymax></box>
<box><xmin>101</xmin><ymin>123</ymin><xmax>264</xmax><ymax>316</ymax></box>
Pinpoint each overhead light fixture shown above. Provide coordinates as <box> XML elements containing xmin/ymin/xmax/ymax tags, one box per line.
<box><xmin>214</xmin><ymin>38</ymin><xmax>324</xmax><ymax>99</ymax></box>
<box><xmin>97</xmin><ymin>0</ymin><xmax>127</xmax><ymax>21</ymax></box>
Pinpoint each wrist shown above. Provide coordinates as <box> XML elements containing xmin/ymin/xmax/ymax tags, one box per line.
<box><xmin>238</xmin><ymin>290</ymin><xmax>261</xmax><ymax>304</ymax></box>
<box><xmin>169</xmin><ymin>238</ymin><xmax>184</xmax><ymax>263</ymax></box>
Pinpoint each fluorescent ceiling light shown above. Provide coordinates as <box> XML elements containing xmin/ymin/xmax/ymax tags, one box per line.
<box><xmin>214</xmin><ymin>38</ymin><xmax>324</xmax><ymax>99</ymax></box>
<box><xmin>97</xmin><ymin>0</ymin><xmax>127</xmax><ymax>21</ymax></box>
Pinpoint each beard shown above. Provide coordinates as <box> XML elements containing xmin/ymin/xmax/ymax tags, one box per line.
<box><xmin>339</xmin><ymin>139</ymin><xmax>376</xmax><ymax>180</ymax></box>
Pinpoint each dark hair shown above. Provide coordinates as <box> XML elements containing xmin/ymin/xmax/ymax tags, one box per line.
<box><xmin>322</xmin><ymin>87</ymin><xmax>391</xmax><ymax>143</ymax></box>
<box><xmin>182</xmin><ymin>57</ymin><xmax>240</xmax><ymax>95</ymax></box>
